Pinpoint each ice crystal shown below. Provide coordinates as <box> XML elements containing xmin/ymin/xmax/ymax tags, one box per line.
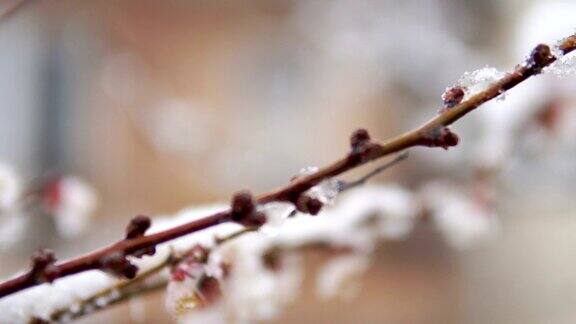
<box><xmin>259</xmin><ymin>202</ymin><xmax>296</xmax><ymax>237</ymax></box>
<box><xmin>307</xmin><ymin>178</ymin><xmax>340</xmax><ymax>205</ymax></box>
<box><xmin>457</xmin><ymin>67</ymin><xmax>505</xmax><ymax>100</ymax></box>
<box><xmin>297</xmin><ymin>166</ymin><xmax>319</xmax><ymax>177</ymax></box>
<box><xmin>545</xmin><ymin>53</ymin><xmax>576</xmax><ymax>78</ymax></box>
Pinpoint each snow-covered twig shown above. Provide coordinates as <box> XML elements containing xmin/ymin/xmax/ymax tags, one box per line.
<box><xmin>0</xmin><ymin>33</ymin><xmax>574</xmax><ymax>300</ymax></box>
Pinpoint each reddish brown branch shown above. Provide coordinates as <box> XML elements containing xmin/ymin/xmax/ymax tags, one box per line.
<box><xmin>0</xmin><ymin>34</ymin><xmax>575</xmax><ymax>299</ymax></box>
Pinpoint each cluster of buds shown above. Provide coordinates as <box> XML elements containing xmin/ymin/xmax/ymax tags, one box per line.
<box><xmin>294</xmin><ymin>195</ymin><xmax>323</xmax><ymax>215</ymax></box>
<box><xmin>28</xmin><ymin>248</ymin><xmax>59</xmax><ymax>284</ymax></box>
<box><xmin>167</xmin><ymin>245</ymin><xmax>224</xmax><ymax>316</ymax></box>
<box><xmin>230</xmin><ymin>191</ymin><xmax>266</xmax><ymax>228</ymax></box>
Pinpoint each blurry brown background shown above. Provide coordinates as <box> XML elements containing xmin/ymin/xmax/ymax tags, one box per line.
<box><xmin>1</xmin><ymin>0</ymin><xmax>576</xmax><ymax>323</ymax></box>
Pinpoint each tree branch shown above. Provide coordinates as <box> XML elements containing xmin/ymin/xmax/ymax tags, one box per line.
<box><xmin>1</xmin><ymin>34</ymin><xmax>574</xmax><ymax>299</ymax></box>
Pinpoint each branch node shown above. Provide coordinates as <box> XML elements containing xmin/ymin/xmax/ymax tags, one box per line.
<box><xmin>125</xmin><ymin>215</ymin><xmax>151</xmax><ymax>239</ymax></box>
<box><xmin>230</xmin><ymin>191</ymin><xmax>266</xmax><ymax>227</ymax></box>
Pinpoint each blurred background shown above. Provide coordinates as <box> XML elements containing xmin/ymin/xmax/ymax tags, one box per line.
<box><xmin>1</xmin><ymin>0</ymin><xmax>576</xmax><ymax>323</ymax></box>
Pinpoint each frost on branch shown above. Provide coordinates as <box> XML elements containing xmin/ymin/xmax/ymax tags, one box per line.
<box><xmin>441</xmin><ymin>86</ymin><xmax>465</xmax><ymax>109</ymax></box>
<box><xmin>545</xmin><ymin>46</ymin><xmax>576</xmax><ymax>77</ymax></box>
<box><xmin>0</xmin><ymin>182</ymin><xmax>504</xmax><ymax>322</ymax></box>
<box><xmin>456</xmin><ymin>67</ymin><xmax>505</xmax><ymax>101</ymax></box>
<box><xmin>0</xmin><ymin>205</ymin><xmax>241</xmax><ymax>323</ymax></box>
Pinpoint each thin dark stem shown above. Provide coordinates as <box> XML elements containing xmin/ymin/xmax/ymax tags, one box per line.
<box><xmin>338</xmin><ymin>152</ymin><xmax>409</xmax><ymax>192</ymax></box>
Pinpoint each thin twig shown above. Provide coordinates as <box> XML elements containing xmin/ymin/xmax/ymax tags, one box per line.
<box><xmin>338</xmin><ymin>152</ymin><xmax>409</xmax><ymax>192</ymax></box>
<box><xmin>1</xmin><ymin>34</ymin><xmax>575</xmax><ymax>299</ymax></box>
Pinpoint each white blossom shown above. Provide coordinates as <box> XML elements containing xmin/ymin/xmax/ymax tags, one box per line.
<box><xmin>47</xmin><ymin>176</ymin><xmax>99</xmax><ymax>239</ymax></box>
<box><xmin>316</xmin><ymin>254</ymin><xmax>370</xmax><ymax>301</ymax></box>
<box><xmin>0</xmin><ymin>163</ymin><xmax>21</xmax><ymax>212</ymax></box>
<box><xmin>420</xmin><ymin>181</ymin><xmax>500</xmax><ymax>250</ymax></box>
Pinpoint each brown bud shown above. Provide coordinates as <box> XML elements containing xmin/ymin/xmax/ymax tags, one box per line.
<box><xmin>231</xmin><ymin>191</ymin><xmax>255</xmax><ymax>216</ymax></box>
<box><xmin>527</xmin><ymin>44</ymin><xmax>554</xmax><ymax>73</ymax></box>
<box><xmin>441</xmin><ymin>86</ymin><xmax>465</xmax><ymax>109</ymax></box>
<box><xmin>125</xmin><ymin>215</ymin><xmax>151</xmax><ymax>239</ymax></box>
<box><xmin>30</xmin><ymin>248</ymin><xmax>59</xmax><ymax>283</ymax></box>
<box><xmin>230</xmin><ymin>191</ymin><xmax>266</xmax><ymax>227</ymax></box>
<box><xmin>100</xmin><ymin>252</ymin><xmax>138</xmax><ymax>279</ymax></box>
<box><xmin>349</xmin><ymin>128</ymin><xmax>374</xmax><ymax>163</ymax></box>
<box><xmin>295</xmin><ymin>195</ymin><xmax>323</xmax><ymax>215</ymax></box>
<box><xmin>350</xmin><ymin>128</ymin><xmax>370</xmax><ymax>148</ymax></box>
<box><xmin>419</xmin><ymin>127</ymin><xmax>459</xmax><ymax>150</ymax></box>
<box><xmin>559</xmin><ymin>35</ymin><xmax>576</xmax><ymax>55</ymax></box>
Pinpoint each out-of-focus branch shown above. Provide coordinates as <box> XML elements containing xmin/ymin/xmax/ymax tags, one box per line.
<box><xmin>0</xmin><ymin>0</ymin><xmax>36</xmax><ymax>24</ymax></box>
<box><xmin>0</xmin><ymin>34</ymin><xmax>575</xmax><ymax>300</ymax></box>
<box><xmin>338</xmin><ymin>152</ymin><xmax>409</xmax><ymax>192</ymax></box>
<box><xmin>46</xmin><ymin>228</ymin><xmax>255</xmax><ymax>322</ymax></box>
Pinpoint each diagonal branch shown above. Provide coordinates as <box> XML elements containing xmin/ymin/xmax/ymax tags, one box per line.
<box><xmin>0</xmin><ymin>34</ymin><xmax>574</xmax><ymax>300</ymax></box>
